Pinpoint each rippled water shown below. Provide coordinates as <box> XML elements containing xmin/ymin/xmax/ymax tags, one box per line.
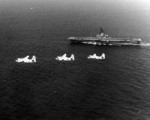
<box><xmin>0</xmin><ymin>0</ymin><xmax>150</xmax><ymax>120</ymax></box>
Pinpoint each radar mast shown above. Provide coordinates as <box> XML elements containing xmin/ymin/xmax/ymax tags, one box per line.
<box><xmin>100</xmin><ymin>27</ymin><xmax>104</xmax><ymax>34</ymax></box>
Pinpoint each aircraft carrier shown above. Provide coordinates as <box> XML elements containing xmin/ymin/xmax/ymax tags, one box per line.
<box><xmin>68</xmin><ymin>28</ymin><xmax>141</xmax><ymax>46</ymax></box>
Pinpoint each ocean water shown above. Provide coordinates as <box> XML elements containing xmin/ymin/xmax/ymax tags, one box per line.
<box><xmin>0</xmin><ymin>0</ymin><xmax>150</xmax><ymax>120</ymax></box>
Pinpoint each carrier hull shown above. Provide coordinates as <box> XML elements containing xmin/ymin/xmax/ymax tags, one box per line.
<box><xmin>68</xmin><ymin>37</ymin><xmax>141</xmax><ymax>46</ymax></box>
<box><xmin>68</xmin><ymin>28</ymin><xmax>142</xmax><ymax>46</ymax></box>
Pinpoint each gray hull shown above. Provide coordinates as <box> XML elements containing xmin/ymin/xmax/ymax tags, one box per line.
<box><xmin>68</xmin><ymin>37</ymin><xmax>141</xmax><ymax>46</ymax></box>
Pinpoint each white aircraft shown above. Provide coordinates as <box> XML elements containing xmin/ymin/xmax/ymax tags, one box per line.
<box><xmin>87</xmin><ymin>53</ymin><xmax>105</xmax><ymax>59</ymax></box>
<box><xmin>16</xmin><ymin>55</ymin><xmax>36</xmax><ymax>63</ymax></box>
<box><xmin>55</xmin><ymin>54</ymin><xmax>75</xmax><ymax>61</ymax></box>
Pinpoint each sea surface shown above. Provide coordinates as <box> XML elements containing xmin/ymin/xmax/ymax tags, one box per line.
<box><xmin>0</xmin><ymin>0</ymin><xmax>150</xmax><ymax>120</ymax></box>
